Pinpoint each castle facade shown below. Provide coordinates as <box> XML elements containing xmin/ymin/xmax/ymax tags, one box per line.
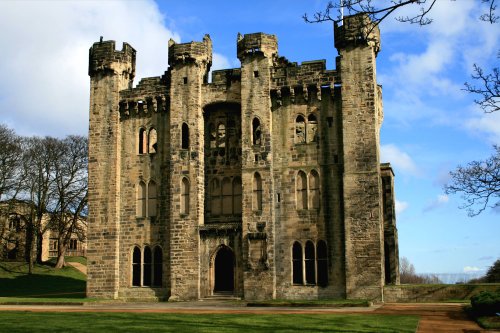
<box><xmin>87</xmin><ymin>14</ymin><xmax>399</xmax><ymax>301</ymax></box>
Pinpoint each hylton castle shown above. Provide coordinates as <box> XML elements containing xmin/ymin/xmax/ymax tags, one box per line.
<box><xmin>87</xmin><ymin>14</ymin><xmax>399</xmax><ymax>302</ymax></box>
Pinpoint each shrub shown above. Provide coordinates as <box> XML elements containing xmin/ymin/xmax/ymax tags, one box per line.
<box><xmin>470</xmin><ymin>291</ymin><xmax>500</xmax><ymax>316</ymax></box>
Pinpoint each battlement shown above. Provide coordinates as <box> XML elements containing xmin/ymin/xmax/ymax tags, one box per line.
<box><xmin>168</xmin><ymin>34</ymin><xmax>212</xmax><ymax>67</ymax></box>
<box><xmin>272</xmin><ymin>59</ymin><xmax>338</xmax><ymax>89</ymax></box>
<box><xmin>237</xmin><ymin>32</ymin><xmax>278</xmax><ymax>60</ymax></box>
<box><xmin>334</xmin><ymin>13</ymin><xmax>380</xmax><ymax>55</ymax></box>
<box><xmin>211</xmin><ymin>68</ymin><xmax>241</xmax><ymax>86</ymax></box>
<box><xmin>88</xmin><ymin>40</ymin><xmax>136</xmax><ymax>77</ymax></box>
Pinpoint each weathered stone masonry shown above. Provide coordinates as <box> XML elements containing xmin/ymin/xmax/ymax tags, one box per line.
<box><xmin>87</xmin><ymin>14</ymin><xmax>399</xmax><ymax>301</ymax></box>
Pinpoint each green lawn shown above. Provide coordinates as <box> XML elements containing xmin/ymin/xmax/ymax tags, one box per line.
<box><xmin>0</xmin><ymin>312</ymin><xmax>419</xmax><ymax>333</ymax></box>
<box><xmin>0</xmin><ymin>261</ymin><xmax>85</xmax><ymax>299</ymax></box>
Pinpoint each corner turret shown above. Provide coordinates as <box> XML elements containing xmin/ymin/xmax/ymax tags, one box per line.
<box><xmin>334</xmin><ymin>14</ymin><xmax>381</xmax><ymax>56</ymax></box>
<box><xmin>89</xmin><ymin>40</ymin><xmax>136</xmax><ymax>83</ymax></box>
<box><xmin>237</xmin><ymin>33</ymin><xmax>277</xmax><ymax>60</ymax></box>
<box><xmin>168</xmin><ymin>34</ymin><xmax>212</xmax><ymax>68</ymax></box>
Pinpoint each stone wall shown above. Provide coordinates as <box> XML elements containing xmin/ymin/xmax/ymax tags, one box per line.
<box><xmin>384</xmin><ymin>284</ymin><xmax>500</xmax><ymax>302</ymax></box>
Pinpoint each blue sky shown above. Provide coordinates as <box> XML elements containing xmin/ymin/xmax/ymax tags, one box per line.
<box><xmin>0</xmin><ymin>0</ymin><xmax>498</xmax><ymax>279</ymax></box>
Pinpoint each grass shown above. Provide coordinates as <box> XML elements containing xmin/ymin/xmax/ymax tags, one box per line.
<box><xmin>0</xmin><ymin>312</ymin><xmax>419</xmax><ymax>333</ymax></box>
<box><xmin>65</xmin><ymin>256</ymin><xmax>87</xmax><ymax>265</ymax></box>
<box><xmin>0</xmin><ymin>261</ymin><xmax>86</xmax><ymax>299</ymax></box>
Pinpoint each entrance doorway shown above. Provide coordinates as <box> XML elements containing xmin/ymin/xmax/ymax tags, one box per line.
<box><xmin>213</xmin><ymin>246</ymin><xmax>235</xmax><ymax>293</ymax></box>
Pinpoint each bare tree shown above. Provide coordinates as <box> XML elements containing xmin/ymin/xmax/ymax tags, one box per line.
<box><xmin>400</xmin><ymin>256</ymin><xmax>442</xmax><ymax>284</ymax></box>
<box><xmin>444</xmin><ymin>146</ymin><xmax>500</xmax><ymax>216</ymax></box>
<box><xmin>0</xmin><ymin>124</ymin><xmax>23</xmax><ymax>249</ymax></box>
<box><xmin>464</xmin><ymin>57</ymin><xmax>500</xmax><ymax>114</ymax></box>
<box><xmin>51</xmin><ymin>136</ymin><xmax>88</xmax><ymax>268</ymax></box>
<box><xmin>19</xmin><ymin>136</ymin><xmax>59</xmax><ymax>273</ymax></box>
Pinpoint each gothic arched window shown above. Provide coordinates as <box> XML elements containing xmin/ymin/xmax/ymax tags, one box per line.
<box><xmin>296</xmin><ymin>171</ymin><xmax>307</xmax><ymax>210</ymax></box>
<box><xmin>252</xmin><ymin>118</ymin><xmax>261</xmax><ymax>145</ymax></box>
<box><xmin>305</xmin><ymin>241</ymin><xmax>316</xmax><ymax>285</ymax></box>
<box><xmin>132</xmin><ymin>246</ymin><xmax>141</xmax><ymax>287</ymax></box>
<box><xmin>292</xmin><ymin>242</ymin><xmax>303</xmax><ymax>285</ymax></box>
<box><xmin>253</xmin><ymin>172</ymin><xmax>263</xmax><ymax>211</ymax></box>
<box><xmin>309</xmin><ymin>170</ymin><xmax>320</xmax><ymax>209</ymax></box>
<box><xmin>181</xmin><ymin>177</ymin><xmax>190</xmax><ymax>215</ymax></box>
<box><xmin>307</xmin><ymin>114</ymin><xmax>318</xmax><ymax>143</ymax></box>
<box><xmin>148</xmin><ymin>128</ymin><xmax>157</xmax><ymax>153</ymax></box>
<box><xmin>295</xmin><ymin>115</ymin><xmax>306</xmax><ymax>144</ymax></box>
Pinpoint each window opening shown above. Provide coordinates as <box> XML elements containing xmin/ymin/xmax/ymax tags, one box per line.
<box><xmin>292</xmin><ymin>242</ymin><xmax>303</xmax><ymax>285</ymax></box>
<box><xmin>295</xmin><ymin>115</ymin><xmax>306</xmax><ymax>144</ymax></box>
<box><xmin>148</xmin><ymin>128</ymin><xmax>157</xmax><ymax>153</ymax></box>
<box><xmin>309</xmin><ymin>170</ymin><xmax>320</xmax><ymax>209</ymax></box>
<box><xmin>181</xmin><ymin>177</ymin><xmax>190</xmax><ymax>215</ymax></box>
<box><xmin>296</xmin><ymin>171</ymin><xmax>307</xmax><ymax>210</ymax></box>
<box><xmin>253</xmin><ymin>172</ymin><xmax>263</xmax><ymax>211</ymax></box>
<box><xmin>132</xmin><ymin>246</ymin><xmax>141</xmax><ymax>287</ymax></box>
<box><xmin>305</xmin><ymin>241</ymin><xmax>316</xmax><ymax>284</ymax></box>
<box><xmin>182</xmin><ymin>123</ymin><xmax>189</xmax><ymax>149</ymax></box>
<box><xmin>143</xmin><ymin>246</ymin><xmax>152</xmax><ymax>287</ymax></box>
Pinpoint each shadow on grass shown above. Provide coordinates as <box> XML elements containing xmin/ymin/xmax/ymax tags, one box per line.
<box><xmin>0</xmin><ymin>261</ymin><xmax>85</xmax><ymax>298</ymax></box>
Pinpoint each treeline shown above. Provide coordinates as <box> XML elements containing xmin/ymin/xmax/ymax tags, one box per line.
<box><xmin>399</xmin><ymin>257</ymin><xmax>442</xmax><ymax>284</ymax></box>
<box><xmin>0</xmin><ymin>123</ymin><xmax>87</xmax><ymax>272</ymax></box>
<box><xmin>468</xmin><ymin>259</ymin><xmax>500</xmax><ymax>284</ymax></box>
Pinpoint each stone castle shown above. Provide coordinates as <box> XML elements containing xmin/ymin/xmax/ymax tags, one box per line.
<box><xmin>87</xmin><ymin>14</ymin><xmax>399</xmax><ymax>302</ymax></box>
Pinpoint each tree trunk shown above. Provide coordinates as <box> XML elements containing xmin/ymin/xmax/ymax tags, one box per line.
<box><xmin>36</xmin><ymin>229</ymin><xmax>43</xmax><ymax>264</ymax></box>
<box><xmin>25</xmin><ymin>222</ymin><xmax>34</xmax><ymax>274</ymax></box>
<box><xmin>55</xmin><ymin>239</ymin><xmax>67</xmax><ymax>269</ymax></box>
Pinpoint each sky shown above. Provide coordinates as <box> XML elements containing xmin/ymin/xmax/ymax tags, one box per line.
<box><xmin>0</xmin><ymin>0</ymin><xmax>498</xmax><ymax>281</ymax></box>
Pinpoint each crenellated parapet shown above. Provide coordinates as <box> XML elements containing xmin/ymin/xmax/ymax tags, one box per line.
<box><xmin>88</xmin><ymin>40</ymin><xmax>136</xmax><ymax>79</ymax></box>
<box><xmin>334</xmin><ymin>13</ymin><xmax>381</xmax><ymax>56</ymax></box>
<box><xmin>119</xmin><ymin>76</ymin><xmax>169</xmax><ymax>118</ymax></box>
<box><xmin>168</xmin><ymin>34</ymin><xmax>212</xmax><ymax>67</ymax></box>
<box><xmin>237</xmin><ymin>32</ymin><xmax>277</xmax><ymax>60</ymax></box>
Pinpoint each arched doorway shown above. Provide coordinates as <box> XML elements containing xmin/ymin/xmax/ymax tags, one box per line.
<box><xmin>213</xmin><ymin>246</ymin><xmax>235</xmax><ymax>293</ymax></box>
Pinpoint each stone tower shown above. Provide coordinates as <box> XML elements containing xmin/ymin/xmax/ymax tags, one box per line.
<box><xmin>87</xmin><ymin>40</ymin><xmax>136</xmax><ymax>298</ymax></box>
<box><xmin>86</xmin><ymin>13</ymin><xmax>399</xmax><ymax>302</ymax></box>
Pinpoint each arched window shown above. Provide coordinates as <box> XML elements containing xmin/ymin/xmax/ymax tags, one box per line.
<box><xmin>307</xmin><ymin>114</ymin><xmax>318</xmax><ymax>143</ymax></box>
<box><xmin>181</xmin><ymin>123</ymin><xmax>189</xmax><ymax>149</ymax></box>
<box><xmin>138</xmin><ymin>128</ymin><xmax>147</xmax><ymax>154</ymax></box>
<box><xmin>252</xmin><ymin>118</ymin><xmax>261</xmax><ymax>145</ymax></box>
<box><xmin>148</xmin><ymin>128</ymin><xmax>157</xmax><ymax>153</ymax></box>
<box><xmin>233</xmin><ymin>177</ymin><xmax>242</xmax><ymax>215</ymax></box>
<box><xmin>153</xmin><ymin>246</ymin><xmax>163</xmax><ymax>287</ymax></box>
<box><xmin>296</xmin><ymin>171</ymin><xmax>307</xmax><ymax>210</ymax></box>
<box><xmin>137</xmin><ymin>181</ymin><xmax>146</xmax><ymax>217</ymax></box>
<box><xmin>148</xmin><ymin>181</ymin><xmax>157</xmax><ymax>217</ymax></box>
<box><xmin>292</xmin><ymin>242</ymin><xmax>303</xmax><ymax>285</ymax></box>
<box><xmin>211</xmin><ymin>178</ymin><xmax>221</xmax><ymax>216</ymax></box>
<box><xmin>309</xmin><ymin>170</ymin><xmax>320</xmax><ymax>209</ymax></box>
<box><xmin>253</xmin><ymin>172</ymin><xmax>263</xmax><ymax>211</ymax></box>
<box><xmin>305</xmin><ymin>241</ymin><xmax>316</xmax><ymax>284</ymax></box>
<box><xmin>317</xmin><ymin>240</ymin><xmax>328</xmax><ymax>287</ymax></box>
<box><xmin>132</xmin><ymin>246</ymin><xmax>141</xmax><ymax>287</ymax></box>
<box><xmin>222</xmin><ymin>177</ymin><xmax>232</xmax><ymax>215</ymax></box>
<box><xmin>181</xmin><ymin>177</ymin><xmax>190</xmax><ymax>215</ymax></box>
<box><xmin>143</xmin><ymin>246</ymin><xmax>152</xmax><ymax>286</ymax></box>
<box><xmin>295</xmin><ymin>115</ymin><xmax>306</xmax><ymax>144</ymax></box>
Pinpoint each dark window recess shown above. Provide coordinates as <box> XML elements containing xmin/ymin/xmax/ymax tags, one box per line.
<box><xmin>253</xmin><ymin>71</ymin><xmax>259</xmax><ymax>78</ymax></box>
<box><xmin>183</xmin><ymin>77</ymin><xmax>188</xmax><ymax>84</ymax></box>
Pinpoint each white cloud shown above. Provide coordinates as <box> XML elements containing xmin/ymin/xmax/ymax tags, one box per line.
<box><xmin>424</xmin><ymin>194</ymin><xmax>449</xmax><ymax>212</ymax></box>
<box><xmin>465</xmin><ymin>110</ymin><xmax>500</xmax><ymax>144</ymax></box>
<box><xmin>380</xmin><ymin>144</ymin><xmax>420</xmax><ymax>176</ymax></box>
<box><xmin>0</xmin><ymin>0</ymin><xmax>179</xmax><ymax>137</ymax></box>
<box><xmin>395</xmin><ymin>200</ymin><xmax>409</xmax><ymax>215</ymax></box>
<box><xmin>463</xmin><ymin>266</ymin><xmax>482</xmax><ymax>273</ymax></box>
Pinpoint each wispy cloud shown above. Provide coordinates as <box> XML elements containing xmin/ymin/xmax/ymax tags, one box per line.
<box><xmin>381</xmin><ymin>144</ymin><xmax>420</xmax><ymax>176</ymax></box>
<box><xmin>463</xmin><ymin>266</ymin><xmax>482</xmax><ymax>273</ymax></box>
<box><xmin>395</xmin><ymin>200</ymin><xmax>409</xmax><ymax>215</ymax></box>
<box><xmin>423</xmin><ymin>194</ymin><xmax>449</xmax><ymax>212</ymax></box>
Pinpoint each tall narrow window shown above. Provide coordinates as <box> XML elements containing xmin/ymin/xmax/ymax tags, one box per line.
<box><xmin>143</xmin><ymin>246</ymin><xmax>152</xmax><ymax>286</ymax></box>
<box><xmin>153</xmin><ymin>246</ymin><xmax>163</xmax><ymax>287</ymax></box>
<box><xmin>305</xmin><ymin>241</ymin><xmax>316</xmax><ymax>284</ymax></box>
<box><xmin>317</xmin><ymin>240</ymin><xmax>328</xmax><ymax>287</ymax></box>
<box><xmin>309</xmin><ymin>170</ymin><xmax>320</xmax><ymax>209</ymax></box>
<box><xmin>148</xmin><ymin>128</ymin><xmax>157</xmax><ymax>153</ymax></box>
<box><xmin>252</xmin><ymin>118</ymin><xmax>261</xmax><ymax>145</ymax></box>
<box><xmin>211</xmin><ymin>178</ymin><xmax>221</xmax><ymax>216</ymax></box>
<box><xmin>296</xmin><ymin>171</ymin><xmax>307</xmax><ymax>210</ymax></box>
<box><xmin>148</xmin><ymin>181</ymin><xmax>157</xmax><ymax>217</ymax></box>
<box><xmin>292</xmin><ymin>242</ymin><xmax>303</xmax><ymax>285</ymax></box>
<box><xmin>222</xmin><ymin>177</ymin><xmax>232</xmax><ymax>215</ymax></box>
<box><xmin>181</xmin><ymin>177</ymin><xmax>190</xmax><ymax>215</ymax></box>
<box><xmin>253</xmin><ymin>172</ymin><xmax>263</xmax><ymax>211</ymax></box>
<box><xmin>138</xmin><ymin>128</ymin><xmax>146</xmax><ymax>154</ymax></box>
<box><xmin>233</xmin><ymin>177</ymin><xmax>242</xmax><ymax>215</ymax></box>
<box><xmin>137</xmin><ymin>181</ymin><xmax>146</xmax><ymax>217</ymax></box>
<box><xmin>295</xmin><ymin>115</ymin><xmax>306</xmax><ymax>144</ymax></box>
<box><xmin>132</xmin><ymin>246</ymin><xmax>141</xmax><ymax>287</ymax></box>
<box><xmin>307</xmin><ymin>114</ymin><xmax>318</xmax><ymax>143</ymax></box>
<box><xmin>209</xmin><ymin>123</ymin><xmax>216</xmax><ymax>148</ymax></box>
<box><xmin>181</xmin><ymin>123</ymin><xmax>189</xmax><ymax>149</ymax></box>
